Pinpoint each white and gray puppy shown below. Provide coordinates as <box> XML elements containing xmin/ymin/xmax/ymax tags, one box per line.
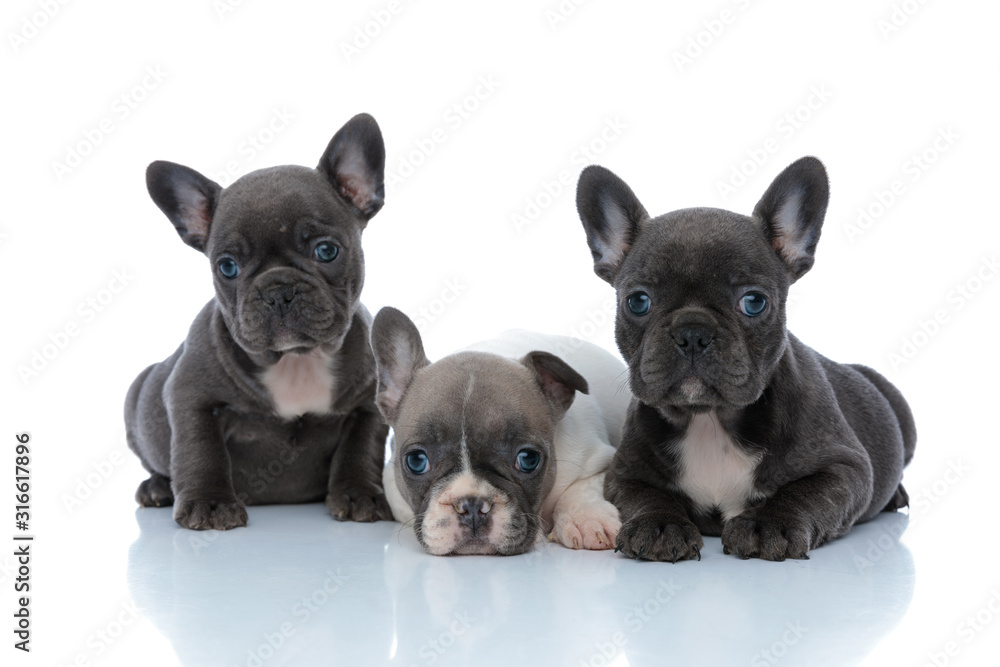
<box><xmin>369</xmin><ymin>307</ymin><xmax>630</xmax><ymax>555</ymax></box>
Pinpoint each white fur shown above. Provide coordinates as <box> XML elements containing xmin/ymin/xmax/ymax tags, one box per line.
<box><xmin>259</xmin><ymin>349</ymin><xmax>335</xmax><ymax>419</ymax></box>
<box><xmin>384</xmin><ymin>331</ymin><xmax>631</xmax><ymax>552</ymax></box>
<box><xmin>459</xmin><ymin>374</ymin><xmax>475</xmax><ymax>473</ymax></box>
<box><xmin>419</xmin><ymin>472</ymin><xmax>513</xmax><ymax>555</ymax></box>
<box><xmin>675</xmin><ymin>412</ymin><xmax>761</xmax><ymax>521</ymax></box>
<box><xmin>464</xmin><ymin>331</ymin><xmax>629</xmax><ymax>548</ymax></box>
<box><xmin>383</xmin><ymin>437</ymin><xmax>413</xmax><ymax>524</ymax></box>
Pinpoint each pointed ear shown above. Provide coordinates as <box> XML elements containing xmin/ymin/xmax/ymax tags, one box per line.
<box><xmin>146</xmin><ymin>161</ymin><xmax>222</xmax><ymax>253</ymax></box>
<box><xmin>370</xmin><ymin>307</ymin><xmax>430</xmax><ymax>423</ymax></box>
<box><xmin>318</xmin><ymin>113</ymin><xmax>386</xmax><ymax>222</ymax></box>
<box><xmin>576</xmin><ymin>165</ymin><xmax>648</xmax><ymax>284</ymax></box>
<box><xmin>752</xmin><ymin>156</ymin><xmax>830</xmax><ymax>282</ymax></box>
<box><xmin>520</xmin><ymin>351</ymin><xmax>589</xmax><ymax>419</ymax></box>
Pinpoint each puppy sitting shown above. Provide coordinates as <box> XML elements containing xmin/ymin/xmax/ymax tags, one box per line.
<box><xmin>369</xmin><ymin>307</ymin><xmax>630</xmax><ymax>555</ymax></box>
<box><xmin>576</xmin><ymin>157</ymin><xmax>916</xmax><ymax>561</ymax></box>
<box><xmin>125</xmin><ymin>114</ymin><xmax>392</xmax><ymax>530</ymax></box>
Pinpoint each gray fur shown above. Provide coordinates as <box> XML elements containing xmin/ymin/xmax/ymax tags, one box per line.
<box><xmin>577</xmin><ymin>156</ymin><xmax>916</xmax><ymax>561</ymax></box>
<box><xmin>125</xmin><ymin>113</ymin><xmax>392</xmax><ymax>530</ymax></box>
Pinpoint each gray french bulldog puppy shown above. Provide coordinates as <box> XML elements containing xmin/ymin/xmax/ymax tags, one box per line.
<box><xmin>125</xmin><ymin>113</ymin><xmax>393</xmax><ymax>530</ymax></box>
<box><xmin>576</xmin><ymin>156</ymin><xmax>917</xmax><ymax>561</ymax></box>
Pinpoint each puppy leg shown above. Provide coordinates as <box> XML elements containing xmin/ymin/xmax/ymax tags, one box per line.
<box><xmin>170</xmin><ymin>407</ymin><xmax>248</xmax><ymax>531</ymax></box>
<box><xmin>722</xmin><ymin>459</ymin><xmax>872</xmax><ymax>561</ymax></box>
<box><xmin>326</xmin><ymin>407</ymin><xmax>393</xmax><ymax>522</ymax></box>
<box><xmin>551</xmin><ymin>473</ymin><xmax>620</xmax><ymax>550</ymax></box>
<box><xmin>609</xmin><ymin>479</ymin><xmax>703</xmax><ymax>562</ymax></box>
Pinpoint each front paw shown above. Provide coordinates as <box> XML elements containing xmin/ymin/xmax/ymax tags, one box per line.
<box><xmin>551</xmin><ymin>500</ymin><xmax>621</xmax><ymax>550</ymax></box>
<box><xmin>614</xmin><ymin>513</ymin><xmax>703</xmax><ymax>562</ymax></box>
<box><xmin>326</xmin><ymin>482</ymin><xmax>392</xmax><ymax>522</ymax></box>
<box><xmin>721</xmin><ymin>511</ymin><xmax>811</xmax><ymax>561</ymax></box>
<box><xmin>173</xmin><ymin>495</ymin><xmax>248</xmax><ymax>531</ymax></box>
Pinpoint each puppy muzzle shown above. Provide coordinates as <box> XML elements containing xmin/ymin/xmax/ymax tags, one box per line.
<box><xmin>237</xmin><ymin>269</ymin><xmax>343</xmax><ymax>353</ymax></box>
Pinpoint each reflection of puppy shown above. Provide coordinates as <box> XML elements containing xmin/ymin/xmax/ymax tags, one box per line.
<box><xmin>124</xmin><ymin>114</ymin><xmax>392</xmax><ymax>530</ymax></box>
<box><xmin>369</xmin><ymin>307</ymin><xmax>631</xmax><ymax>555</ymax></box>
<box><xmin>576</xmin><ymin>157</ymin><xmax>916</xmax><ymax>561</ymax></box>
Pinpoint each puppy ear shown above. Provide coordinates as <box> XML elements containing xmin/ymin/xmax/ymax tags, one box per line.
<box><xmin>520</xmin><ymin>351</ymin><xmax>589</xmax><ymax>419</ymax></box>
<box><xmin>318</xmin><ymin>113</ymin><xmax>386</xmax><ymax>222</ymax></box>
<box><xmin>576</xmin><ymin>165</ymin><xmax>649</xmax><ymax>284</ymax></box>
<box><xmin>146</xmin><ymin>161</ymin><xmax>222</xmax><ymax>253</ymax></box>
<box><xmin>370</xmin><ymin>307</ymin><xmax>430</xmax><ymax>423</ymax></box>
<box><xmin>752</xmin><ymin>156</ymin><xmax>830</xmax><ymax>282</ymax></box>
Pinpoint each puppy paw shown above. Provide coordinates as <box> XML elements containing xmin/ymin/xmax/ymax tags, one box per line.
<box><xmin>326</xmin><ymin>484</ymin><xmax>393</xmax><ymax>522</ymax></box>
<box><xmin>721</xmin><ymin>512</ymin><xmax>811</xmax><ymax>561</ymax></box>
<box><xmin>551</xmin><ymin>500</ymin><xmax>621</xmax><ymax>550</ymax></box>
<box><xmin>173</xmin><ymin>496</ymin><xmax>247</xmax><ymax>531</ymax></box>
<box><xmin>881</xmin><ymin>483</ymin><xmax>910</xmax><ymax>512</ymax></box>
<box><xmin>614</xmin><ymin>513</ymin><xmax>703</xmax><ymax>563</ymax></box>
<box><xmin>136</xmin><ymin>473</ymin><xmax>173</xmax><ymax>507</ymax></box>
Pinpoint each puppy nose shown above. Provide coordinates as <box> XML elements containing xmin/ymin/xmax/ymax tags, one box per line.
<box><xmin>673</xmin><ymin>324</ymin><xmax>714</xmax><ymax>360</ymax></box>
<box><xmin>262</xmin><ymin>283</ymin><xmax>297</xmax><ymax>309</ymax></box>
<box><xmin>454</xmin><ymin>496</ymin><xmax>491</xmax><ymax>533</ymax></box>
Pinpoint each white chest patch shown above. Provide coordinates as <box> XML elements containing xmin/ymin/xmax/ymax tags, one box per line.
<box><xmin>675</xmin><ymin>412</ymin><xmax>761</xmax><ymax>521</ymax></box>
<box><xmin>260</xmin><ymin>349</ymin><xmax>335</xmax><ymax>419</ymax></box>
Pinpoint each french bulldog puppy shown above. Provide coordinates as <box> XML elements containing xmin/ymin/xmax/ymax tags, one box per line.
<box><xmin>125</xmin><ymin>113</ymin><xmax>393</xmax><ymax>530</ymax></box>
<box><xmin>576</xmin><ymin>156</ymin><xmax>916</xmax><ymax>561</ymax></box>
<box><xmin>369</xmin><ymin>307</ymin><xmax>630</xmax><ymax>555</ymax></box>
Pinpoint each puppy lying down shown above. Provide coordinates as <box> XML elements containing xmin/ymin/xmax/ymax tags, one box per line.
<box><xmin>370</xmin><ymin>307</ymin><xmax>630</xmax><ymax>555</ymax></box>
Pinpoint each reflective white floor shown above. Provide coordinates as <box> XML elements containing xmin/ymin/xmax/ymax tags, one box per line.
<box><xmin>120</xmin><ymin>503</ymin><xmax>915</xmax><ymax>666</ymax></box>
<box><xmin>15</xmin><ymin>442</ymin><xmax>1000</xmax><ymax>667</ymax></box>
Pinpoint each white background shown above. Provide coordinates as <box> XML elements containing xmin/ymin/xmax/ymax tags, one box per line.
<box><xmin>2</xmin><ymin>0</ymin><xmax>999</xmax><ymax>665</ymax></box>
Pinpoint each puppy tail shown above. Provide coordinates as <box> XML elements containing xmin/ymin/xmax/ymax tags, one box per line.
<box><xmin>850</xmin><ymin>364</ymin><xmax>917</xmax><ymax>466</ymax></box>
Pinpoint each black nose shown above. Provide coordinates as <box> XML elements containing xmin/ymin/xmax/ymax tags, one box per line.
<box><xmin>262</xmin><ymin>283</ymin><xmax>296</xmax><ymax>312</ymax></box>
<box><xmin>673</xmin><ymin>324</ymin><xmax>714</xmax><ymax>360</ymax></box>
<box><xmin>454</xmin><ymin>496</ymin><xmax>491</xmax><ymax>534</ymax></box>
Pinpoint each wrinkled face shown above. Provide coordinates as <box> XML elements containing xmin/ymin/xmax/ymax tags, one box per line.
<box><xmin>206</xmin><ymin>167</ymin><xmax>365</xmax><ymax>356</ymax></box>
<box><xmin>391</xmin><ymin>353</ymin><xmax>558</xmax><ymax>555</ymax></box>
<box><xmin>613</xmin><ymin>208</ymin><xmax>790</xmax><ymax>423</ymax></box>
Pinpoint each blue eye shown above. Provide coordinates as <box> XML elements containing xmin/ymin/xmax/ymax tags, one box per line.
<box><xmin>626</xmin><ymin>292</ymin><xmax>650</xmax><ymax>316</ymax></box>
<box><xmin>314</xmin><ymin>242</ymin><xmax>339</xmax><ymax>263</ymax></box>
<box><xmin>740</xmin><ymin>292</ymin><xmax>767</xmax><ymax>317</ymax></box>
<box><xmin>516</xmin><ymin>449</ymin><xmax>540</xmax><ymax>473</ymax></box>
<box><xmin>405</xmin><ymin>451</ymin><xmax>429</xmax><ymax>475</ymax></box>
<box><xmin>218</xmin><ymin>257</ymin><xmax>239</xmax><ymax>279</ymax></box>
